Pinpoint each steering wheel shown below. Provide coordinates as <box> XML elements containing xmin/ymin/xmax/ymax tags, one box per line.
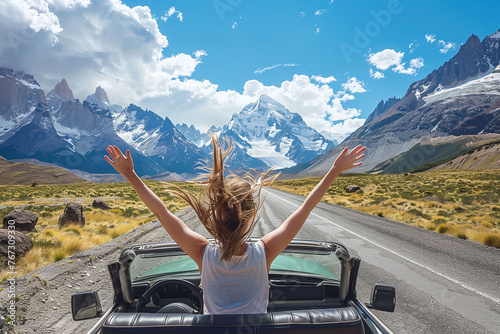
<box><xmin>135</xmin><ymin>279</ymin><xmax>203</xmax><ymax>313</ymax></box>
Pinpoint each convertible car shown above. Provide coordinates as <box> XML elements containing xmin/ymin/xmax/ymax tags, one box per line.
<box><xmin>72</xmin><ymin>238</ymin><xmax>396</xmax><ymax>334</ymax></box>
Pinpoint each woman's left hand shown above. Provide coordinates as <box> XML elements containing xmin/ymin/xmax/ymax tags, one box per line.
<box><xmin>104</xmin><ymin>145</ymin><xmax>135</xmax><ymax>177</ymax></box>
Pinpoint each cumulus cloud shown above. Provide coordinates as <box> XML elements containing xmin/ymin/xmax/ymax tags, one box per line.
<box><xmin>367</xmin><ymin>49</ymin><xmax>404</xmax><ymax>71</ymax></box>
<box><xmin>341</xmin><ymin>77</ymin><xmax>366</xmax><ymax>93</ymax></box>
<box><xmin>425</xmin><ymin>33</ymin><xmax>436</xmax><ymax>43</ymax></box>
<box><xmin>311</xmin><ymin>75</ymin><xmax>336</xmax><ymax>84</ymax></box>
<box><xmin>315</xmin><ymin>9</ymin><xmax>326</xmax><ymax>15</ymax></box>
<box><xmin>314</xmin><ymin>27</ymin><xmax>320</xmax><ymax>35</ymax></box>
<box><xmin>0</xmin><ymin>0</ymin><xmax>364</xmax><ymax>140</ymax></box>
<box><xmin>323</xmin><ymin>118</ymin><xmax>366</xmax><ymax>142</ymax></box>
<box><xmin>391</xmin><ymin>57</ymin><xmax>424</xmax><ymax>75</ymax></box>
<box><xmin>367</xmin><ymin>49</ymin><xmax>424</xmax><ymax>77</ymax></box>
<box><xmin>161</xmin><ymin>6</ymin><xmax>183</xmax><ymax>22</ymax></box>
<box><xmin>369</xmin><ymin>68</ymin><xmax>384</xmax><ymax>79</ymax></box>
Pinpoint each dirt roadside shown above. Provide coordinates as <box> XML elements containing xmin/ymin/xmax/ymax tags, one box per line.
<box><xmin>0</xmin><ymin>209</ymin><xmax>193</xmax><ymax>334</ymax></box>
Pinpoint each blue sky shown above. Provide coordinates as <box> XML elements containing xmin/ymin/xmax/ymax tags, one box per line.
<box><xmin>1</xmin><ymin>0</ymin><xmax>499</xmax><ymax>141</ymax></box>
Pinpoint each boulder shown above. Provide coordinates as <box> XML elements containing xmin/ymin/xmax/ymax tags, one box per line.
<box><xmin>345</xmin><ymin>185</ymin><xmax>362</xmax><ymax>193</ymax></box>
<box><xmin>404</xmin><ymin>172</ymin><xmax>412</xmax><ymax>176</ymax></box>
<box><xmin>92</xmin><ymin>199</ymin><xmax>111</xmax><ymax>210</ymax></box>
<box><xmin>2</xmin><ymin>209</ymin><xmax>38</xmax><ymax>232</ymax></box>
<box><xmin>59</xmin><ymin>202</ymin><xmax>85</xmax><ymax>227</ymax></box>
<box><xmin>0</xmin><ymin>229</ymin><xmax>33</xmax><ymax>260</ymax></box>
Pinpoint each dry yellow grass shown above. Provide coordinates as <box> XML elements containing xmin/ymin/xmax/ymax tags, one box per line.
<box><xmin>272</xmin><ymin>170</ymin><xmax>500</xmax><ymax>248</ymax></box>
<box><xmin>0</xmin><ymin>180</ymin><xmax>204</xmax><ymax>280</ymax></box>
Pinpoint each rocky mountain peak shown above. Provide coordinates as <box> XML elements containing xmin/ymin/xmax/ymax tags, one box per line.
<box><xmin>85</xmin><ymin>86</ymin><xmax>111</xmax><ymax>109</ymax></box>
<box><xmin>95</xmin><ymin>86</ymin><xmax>110</xmax><ymax>105</ymax></box>
<box><xmin>0</xmin><ymin>67</ymin><xmax>46</xmax><ymax>120</ymax></box>
<box><xmin>365</xmin><ymin>97</ymin><xmax>400</xmax><ymax>125</ymax></box>
<box><xmin>50</xmin><ymin>79</ymin><xmax>74</xmax><ymax>101</ymax></box>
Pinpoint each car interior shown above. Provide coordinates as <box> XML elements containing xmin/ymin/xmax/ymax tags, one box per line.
<box><xmin>72</xmin><ymin>240</ymin><xmax>395</xmax><ymax>334</ymax></box>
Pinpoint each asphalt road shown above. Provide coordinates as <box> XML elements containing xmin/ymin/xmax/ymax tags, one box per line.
<box><xmin>259</xmin><ymin>187</ymin><xmax>500</xmax><ymax>334</ymax></box>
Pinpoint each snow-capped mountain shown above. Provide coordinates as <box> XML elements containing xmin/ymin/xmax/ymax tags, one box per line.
<box><xmin>0</xmin><ymin>68</ymin><xmax>46</xmax><ymax>141</ymax></box>
<box><xmin>301</xmin><ymin>29</ymin><xmax>500</xmax><ymax>175</ymax></box>
<box><xmin>113</xmin><ymin>104</ymin><xmax>207</xmax><ymax>174</ymax></box>
<box><xmin>85</xmin><ymin>86</ymin><xmax>123</xmax><ymax>114</ymax></box>
<box><xmin>0</xmin><ymin>103</ymin><xmax>91</xmax><ymax>171</ymax></box>
<box><xmin>46</xmin><ymin>78</ymin><xmax>74</xmax><ymax>111</ymax></box>
<box><xmin>214</xmin><ymin>95</ymin><xmax>335</xmax><ymax>169</ymax></box>
<box><xmin>176</xmin><ymin>123</ymin><xmax>212</xmax><ymax>147</ymax></box>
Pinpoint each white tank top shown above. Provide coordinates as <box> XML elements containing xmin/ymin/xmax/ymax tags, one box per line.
<box><xmin>200</xmin><ymin>240</ymin><xmax>269</xmax><ymax>314</ymax></box>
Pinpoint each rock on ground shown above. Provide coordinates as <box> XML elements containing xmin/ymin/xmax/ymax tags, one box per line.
<box><xmin>2</xmin><ymin>210</ymin><xmax>38</xmax><ymax>232</ymax></box>
<box><xmin>0</xmin><ymin>209</ymin><xmax>193</xmax><ymax>334</ymax></box>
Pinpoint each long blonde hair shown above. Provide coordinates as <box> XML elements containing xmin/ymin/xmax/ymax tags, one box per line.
<box><xmin>170</xmin><ymin>134</ymin><xmax>277</xmax><ymax>261</ymax></box>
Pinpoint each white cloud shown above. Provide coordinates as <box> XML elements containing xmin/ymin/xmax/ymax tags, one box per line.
<box><xmin>254</xmin><ymin>63</ymin><xmax>298</xmax><ymax>74</ymax></box>
<box><xmin>254</xmin><ymin>64</ymin><xmax>281</xmax><ymax>74</ymax></box>
<box><xmin>315</xmin><ymin>9</ymin><xmax>326</xmax><ymax>15</ymax></box>
<box><xmin>367</xmin><ymin>50</ymin><xmax>424</xmax><ymax>77</ymax></box>
<box><xmin>341</xmin><ymin>77</ymin><xmax>366</xmax><ymax>93</ymax></box>
<box><xmin>311</xmin><ymin>75</ymin><xmax>336</xmax><ymax>84</ymax></box>
<box><xmin>409</xmin><ymin>40</ymin><xmax>419</xmax><ymax>53</ymax></box>
<box><xmin>0</xmin><ymin>0</ymin><xmax>363</xmax><ymax>139</ymax></box>
<box><xmin>232</xmin><ymin>21</ymin><xmax>237</xmax><ymax>29</ymax></box>
<box><xmin>426</xmin><ymin>33</ymin><xmax>455</xmax><ymax>54</ymax></box>
<box><xmin>367</xmin><ymin>49</ymin><xmax>404</xmax><ymax>71</ymax></box>
<box><xmin>322</xmin><ymin>118</ymin><xmax>366</xmax><ymax>142</ymax></box>
<box><xmin>392</xmin><ymin>57</ymin><xmax>424</xmax><ymax>75</ymax></box>
<box><xmin>369</xmin><ymin>68</ymin><xmax>384</xmax><ymax>79</ymax></box>
<box><xmin>300</xmin><ymin>11</ymin><xmax>306</xmax><ymax>17</ymax></box>
<box><xmin>438</xmin><ymin>40</ymin><xmax>455</xmax><ymax>54</ymax></box>
<box><xmin>425</xmin><ymin>33</ymin><xmax>436</xmax><ymax>43</ymax></box>
<box><xmin>162</xmin><ymin>6</ymin><xmax>183</xmax><ymax>22</ymax></box>
<box><xmin>314</xmin><ymin>27</ymin><xmax>320</xmax><ymax>35</ymax></box>
<box><xmin>409</xmin><ymin>57</ymin><xmax>424</xmax><ymax>69</ymax></box>
<box><xmin>242</xmin><ymin>75</ymin><xmax>365</xmax><ymax>138</ymax></box>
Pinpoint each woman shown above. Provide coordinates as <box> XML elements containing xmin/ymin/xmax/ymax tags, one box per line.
<box><xmin>104</xmin><ymin>135</ymin><xmax>365</xmax><ymax>314</ymax></box>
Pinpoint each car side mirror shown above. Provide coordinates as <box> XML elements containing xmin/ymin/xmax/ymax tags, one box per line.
<box><xmin>369</xmin><ymin>284</ymin><xmax>396</xmax><ymax>312</ymax></box>
<box><xmin>71</xmin><ymin>291</ymin><xmax>102</xmax><ymax>321</ymax></box>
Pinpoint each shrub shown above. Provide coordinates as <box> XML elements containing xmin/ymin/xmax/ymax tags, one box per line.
<box><xmin>52</xmin><ymin>249</ymin><xmax>68</xmax><ymax>262</ymax></box>
<box><xmin>481</xmin><ymin>222</ymin><xmax>494</xmax><ymax>229</ymax></box>
<box><xmin>483</xmin><ymin>234</ymin><xmax>500</xmax><ymax>248</ymax></box>
<box><xmin>437</xmin><ymin>224</ymin><xmax>451</xmax><ymax>234</ymax></box>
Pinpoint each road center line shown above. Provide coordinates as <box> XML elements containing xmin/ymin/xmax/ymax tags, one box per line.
<box><xmin>266</xmin><ymin>190</ymin><xmax>500</xmax><ymax>305</ymax></box>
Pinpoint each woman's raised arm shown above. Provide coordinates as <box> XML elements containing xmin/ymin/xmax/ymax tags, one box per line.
<box><xmin>261</xmin><ymin>146</ymin><xmax>366</xmax><ymax>270</ymax></box>
<box><xmin>104</xmin><ymin>145</ymin><xmax>208</xmax><ymax>268</ymax></box>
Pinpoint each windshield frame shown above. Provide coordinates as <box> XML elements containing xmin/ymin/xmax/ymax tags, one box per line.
<box><xmin>120</xmin><ymin>238</ymin><xmax>351</xmax><ymax>303</ymax></box>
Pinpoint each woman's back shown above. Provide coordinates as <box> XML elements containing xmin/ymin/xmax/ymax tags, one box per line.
<box><xmin>201</xmin><ymin>240</ymin><xmax>269</xmax><ymax>314</ymax></box>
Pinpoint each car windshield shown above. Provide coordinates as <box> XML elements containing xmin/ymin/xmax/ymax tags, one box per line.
<box><xmin>129</xmin><ymin>240</ymin><xmax>343</xmax><ymax>283</ymax></box>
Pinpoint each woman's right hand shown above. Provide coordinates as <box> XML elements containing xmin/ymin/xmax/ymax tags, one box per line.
<box><xmin>332</xmin><ymin>145</ymin><xmax>366</xmax><ymax>173</ymax></box>
<box><xmin>104</xmin><ymin>145</ymin><xmax>135</xmax><ymax>177</ymax></box>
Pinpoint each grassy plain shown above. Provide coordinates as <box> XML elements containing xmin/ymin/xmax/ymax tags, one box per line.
<box><xmin>0</xmin><ymin>181</ymin><xmax>204</xmax><ymax>281</ymax></box>
<box><xmin>272</xmin><ymin>170</ymin><xmax>500</xmax><ymax>248</ymax></box>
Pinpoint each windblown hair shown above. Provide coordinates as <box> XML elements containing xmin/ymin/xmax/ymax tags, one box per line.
<box><xmin>170</xmin><ymin>134</ymin><xmax>277</xmax><ymax>261</ymax></box>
